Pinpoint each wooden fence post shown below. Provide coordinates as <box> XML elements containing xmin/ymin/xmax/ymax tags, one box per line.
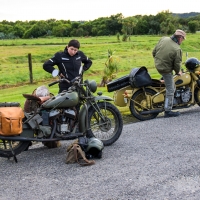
<box><xmin>28</xmin><ymin>53</ymin><xmax>33</xmax><ymax>84</ymax></box>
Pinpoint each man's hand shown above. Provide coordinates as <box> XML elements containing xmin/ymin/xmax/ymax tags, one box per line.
<box><xmin>178</xmin><ymin>71</ymin><xmax>182</xmax><ymax>76</ymax></box>
<box><xmin>176</xmin><ymin>71</ymin><xmax>182</xmax><ymax>76</ymax></box>
<box><xmin>60</xmin><ymin>73</ymin><xmax>65</xmax><ymax>78</ymax></box>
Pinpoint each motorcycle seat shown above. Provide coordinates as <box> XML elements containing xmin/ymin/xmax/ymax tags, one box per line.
<box><xmin>22</xmin><ymin>94</ymin><xmax>42</xmax><ymax>102</ymax></box>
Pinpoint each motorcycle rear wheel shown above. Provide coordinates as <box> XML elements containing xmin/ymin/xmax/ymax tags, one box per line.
<box><xmin>129</xmin><ymin>88</ymin><xmax>159</xmax><ymax>121</ymax></box>
<box><xmin>87</xmin><ymin>102</ymin><xmax>123</xmax><ymax>146</ymax></box>
<box><xmin>194</xmin><ymin>87</ymin><xmax>200</xmax><ymax>106</ymax></box>
<box><xmin>0</xmin><ymin>140</ymin><xmax>30</xmax><ymax>158</ymax></box>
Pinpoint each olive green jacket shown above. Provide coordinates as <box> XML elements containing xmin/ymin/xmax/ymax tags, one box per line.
<box><xmin>152</xmin><ymin>37</ymin><xmax>182</xmax><ymax>74</ymax></box>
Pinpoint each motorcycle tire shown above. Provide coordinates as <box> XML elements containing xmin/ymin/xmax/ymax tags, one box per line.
<box><xmin>194</xmin><ymin>87</ymin><xmax>200</xmax><ymax>106</ymax></box>
<box><xmin>0</xmin><ymin>140</ymin><xmax>30</xmax><ymax>158</ymax></box>
<box><xmin>129</xmin><ymin>88</ymin><xmax>159</xmax><ymax>121</ymax></box>
<box><xmin>87</xmin><ymin>102</ymin><xmax>123</xmax><ymax>146</ymax></box>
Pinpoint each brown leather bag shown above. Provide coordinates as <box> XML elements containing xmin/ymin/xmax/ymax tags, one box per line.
<box><xmin>0</xmin><ymin>107</ymin><xmax>24</xmax><ymax>136</ymax></box>
<box><xmin>66</xmin><ymin>140</ymin><xmax>95</xmax><ymax>166</ymax></box>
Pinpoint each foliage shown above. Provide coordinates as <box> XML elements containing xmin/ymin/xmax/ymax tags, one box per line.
<box><xmin>99</xmin><ymin>49</ymin><xmax>120</xmax><ymax>87</ymax></box>
<box><xmin>122</xmin><ymin>34</ymin><xmax>128</xmax><ymax>41</ymax></box>
<box><xmin>121</xmin><ymin>16</ymin><xmax>138</xmax><ymax>35</ymax></box>
<box><xmin>188</xmin><ymin>20</ymin><xmax>199</xmax><ymax>33</ymax></box>
<box><xmin>0</xmin><ymin>12</ymin><xmax>200</xmax><ymax>39</ymax></box>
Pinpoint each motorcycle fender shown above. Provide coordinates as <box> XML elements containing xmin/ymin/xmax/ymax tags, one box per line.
<box><xmin>94</xmin><ymin>95</ymin><xmax>113</xmax><ymax>102</ymax></box>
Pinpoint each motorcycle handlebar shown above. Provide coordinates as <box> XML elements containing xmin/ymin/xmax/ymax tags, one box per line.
<box><xmin>48</xmin><ymin>80</ymin><xmax>60</xmax><ymax>87</ymax></box>
<box><xmin>70</xmin><ymin>76</ymin><xmax>81</xmax><ymax>84</ymax></box>
<box><xmin>48</xmin><ymin>76</ymin><xmax>81</xmax><ymax>87</ymax></box>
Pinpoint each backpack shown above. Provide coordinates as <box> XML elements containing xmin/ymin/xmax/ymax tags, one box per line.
<box><xmin>0</xmin><ymin>106</ymin><xmax>24</xmax><ymax>136</ymax></box>
<box><xmin>66</xmin><ymin>139</ymin><xmax>95</xmax><ymax>166</ymax></box>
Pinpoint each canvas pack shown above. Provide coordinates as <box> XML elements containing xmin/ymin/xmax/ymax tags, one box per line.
<box><xmin>0</xmin><ymin>107</ymin><xmax>24</xmax><ymax>136</ymax></box>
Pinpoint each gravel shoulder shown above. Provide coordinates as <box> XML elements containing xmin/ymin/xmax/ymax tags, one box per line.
<box><xmin>1</xmin><ymin>106</ymin><xmax>200</xmax><ymax>200</ymax></box>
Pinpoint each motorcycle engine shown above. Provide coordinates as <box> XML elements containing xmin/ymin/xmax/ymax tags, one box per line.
<box><xmin>39</xmin><ymin>108</ymin><xmax>77</xmax><ymax>136</ymax></box>
<box><xmin>173</xmin><ymin>87</ymin><xmax>192</xmax><ymax>105</ymax></box>
<box><xmin>58</xmin><ymin>108</ymin><xmax>77</xmax><ymax>134</ymax></box>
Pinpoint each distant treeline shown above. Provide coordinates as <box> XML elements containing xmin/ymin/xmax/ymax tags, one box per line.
<box><xmin>0</xmin><ymin>11</ymin><xmax>200</xmax><ymax>39</ymax></box>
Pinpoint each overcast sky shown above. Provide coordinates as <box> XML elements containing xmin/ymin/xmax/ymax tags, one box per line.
<box><xmin>0</xmin><ymin>0</ymin><xmax>199</xmax><ymax>22</ymax></box>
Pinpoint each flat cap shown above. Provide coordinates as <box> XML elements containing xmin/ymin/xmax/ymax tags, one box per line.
<box><xmin>174</xmin><ymin>29</ymin><xmax>186</xmax><ymax>39</ymax></box>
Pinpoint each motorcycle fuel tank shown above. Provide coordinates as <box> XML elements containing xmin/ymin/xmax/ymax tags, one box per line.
<box><xmin>42</xmin><ymin>91</ymin><xmax>79</xmax><ymax>108</ymax></box>
<box><xmin>174</xmin><ymin>73</ymin><xmax>191</xmax><ymax>87</ymax></box>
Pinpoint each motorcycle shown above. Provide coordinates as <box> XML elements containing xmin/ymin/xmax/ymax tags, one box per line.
<box><xmin>0</xmin><ymin>67</ymin><xmax>123</xmax><ymax>162</ymax></box>
<box><xmin>107</xmin><ymin>57</ymin><xmax>200</xmax><ymax>121</ymax></box>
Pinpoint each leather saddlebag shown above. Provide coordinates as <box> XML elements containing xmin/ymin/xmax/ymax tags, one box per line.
<box><xmin>0</xmin><ymin>107</ymin><xmax>24</xmax><ymax>136</ymax></box>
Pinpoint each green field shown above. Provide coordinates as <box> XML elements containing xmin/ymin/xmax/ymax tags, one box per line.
<box><xmin>0</xmin><ymin>35</ymin><xmax>200</xmax><ymax>122</ymax></box>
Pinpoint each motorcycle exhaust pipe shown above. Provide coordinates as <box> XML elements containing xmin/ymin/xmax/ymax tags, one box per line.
<box><xmin>140</xmin><ymin>108</ymin><xmax>163</xmax><ymax>115</ymax></box>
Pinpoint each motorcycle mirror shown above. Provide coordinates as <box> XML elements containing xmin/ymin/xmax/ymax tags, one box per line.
<box><xmin>52</xmin><ymin>69</ymin><xmax>59</xmax><ymax>77</ymax></box>
<box><xmin>79</xmin><ymin>66</ymin><xmax>83</xmax><ymax>75</ymax></box>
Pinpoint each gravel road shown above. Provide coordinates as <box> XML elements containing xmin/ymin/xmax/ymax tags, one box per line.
<box><xmin>1</xmin><ymin>106</ymin><xmax>200</xmax><ymax>200</ymax></box>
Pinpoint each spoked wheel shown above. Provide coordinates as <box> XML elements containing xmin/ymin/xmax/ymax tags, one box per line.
<box><xmin>87</xmin><ymin>102</ymin><xmax>123</xmax><ymax>146</ymax></box>
<box><xmin>129</xmin><ymin>88</ymin><xmax>159</xmax><ymax>121</ymax></box>
<box><xmin>0</xmin><ymin>140</ymin><xmax>30</xmax><ymax>159</ymax></box>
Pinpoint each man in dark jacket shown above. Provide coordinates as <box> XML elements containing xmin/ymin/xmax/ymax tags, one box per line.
<box><xmin>43</xmin><ymin>39</ymin><xmax>92</xmax><ymax>93</ymax></box>
<box><xmin>152</xmin><ymin>29</ymin><xmax>186</xmax><ymax>118</ymax></box>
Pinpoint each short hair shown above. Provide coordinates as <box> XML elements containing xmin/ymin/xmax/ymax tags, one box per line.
<box><xmin>67</xmin><ymin>40</ymin><xmax>80</xmax><ymax>49</ymax></box>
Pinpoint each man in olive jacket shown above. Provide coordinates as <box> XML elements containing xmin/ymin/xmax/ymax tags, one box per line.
<box><xmin>152</xmin><ymin>29</ymin><xmax>186</xmax><ymax>118</ymax></box>
<box><xmin>43</xmin><ymin>39</ymin><xmax>92</xmax><ymax>93</ymax></box>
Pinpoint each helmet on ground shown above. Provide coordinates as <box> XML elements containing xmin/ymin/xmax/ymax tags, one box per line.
<box><xmin>85</xmin><ymin>137</ymin><xmax>104</xmax><ymax>158</ymax></box>
<box><xmin>185</xmin><ymin>57</ymin><xmax>200</xmax><ymax>71</ymax></box>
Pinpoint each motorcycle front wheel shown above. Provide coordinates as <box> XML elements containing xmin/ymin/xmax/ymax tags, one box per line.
<box><xmin>129</xmin><ymin>88</ymin><xmax>159</xmax><ymax>121</ymax></box>
<box><xmin>0</xmin><ymin>140</ymin><xmax>30</xmax><ymax>158</ymax></box>
<box><xmin>87</xmin><ymin>102</ymin><xmax>123</xmax><ymax>146</ymax></box>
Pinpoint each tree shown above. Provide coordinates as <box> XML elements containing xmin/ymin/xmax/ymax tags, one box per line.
<box><xmin>188</xmin><ymin>20</ymin><xmax>199</xmax><ymax>33</ymax></box>
<box><xmin>105</xmin><ymin>13</ymin><xmax>123</xmax><ymax>35</ymax></box>
<box><xmin>121</xmin><ymin>16</ymin><xmax>138</xmax><ymax>36</ymax></box>
<box><xmin>160</xmin><ymin>18</ymin><xmax>176</xmax><ymax>35</ymax></box>
<box><xmin>78</xmin><ymin>21</ymin><xmax>92</xmax><ymax>36</ymax></box>
<box><xmin>23</xmin><ymin>21</ymin><xmax>49</xmax><ymax>38</ymax></box>
<box><xmin>13</xmin><ymin>24</ymin><xmax>25</xmax><ymax>38</ymax></box>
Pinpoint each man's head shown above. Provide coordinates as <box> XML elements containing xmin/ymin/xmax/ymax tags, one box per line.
<box><xmin>174</xmin><ymin>29</ymin><xmax>186</xmax><ymax>45</ymax></box>
<box><xmin>174</xmin><ymin>29</ymin><xmax>186</xmax><ymax>39</ymax></box>
<box><xmin>67</xmin><ymin>39</ymin><xmax>80</xmax><ymax>49</ymax></box>
<box><xmin>67</xmin><ymin>39</ymin><xmax>80</xmax><ymax>56</ymax></box>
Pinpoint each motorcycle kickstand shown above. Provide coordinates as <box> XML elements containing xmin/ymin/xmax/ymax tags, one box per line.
<box><xmin>8</xmin><ymin>141</ymin><xmax>18</xmax><ymax>163</ymax></box>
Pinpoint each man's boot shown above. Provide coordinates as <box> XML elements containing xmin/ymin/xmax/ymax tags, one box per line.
<box><xmin>164</xmin><ymin>111</ymin><xmax>180</xmax><ymax>118</ymax></box>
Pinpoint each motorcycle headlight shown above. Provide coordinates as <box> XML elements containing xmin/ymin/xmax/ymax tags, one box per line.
<box><xmin>88</xmin><ymin>80</ymin><xmax>97</xmax><ymax>93</ymax></box>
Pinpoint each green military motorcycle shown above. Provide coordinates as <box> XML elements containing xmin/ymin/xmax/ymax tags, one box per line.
<box><xmin>0</xmin><ymin>68</ymin><xmax>123</xmax><ymax>161</ymax></box>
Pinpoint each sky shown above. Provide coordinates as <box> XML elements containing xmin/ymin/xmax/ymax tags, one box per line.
<box><xmin>0</xmin><ymin>0</ymin><xmax>200</xmax><ymax>22</ymax></box>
